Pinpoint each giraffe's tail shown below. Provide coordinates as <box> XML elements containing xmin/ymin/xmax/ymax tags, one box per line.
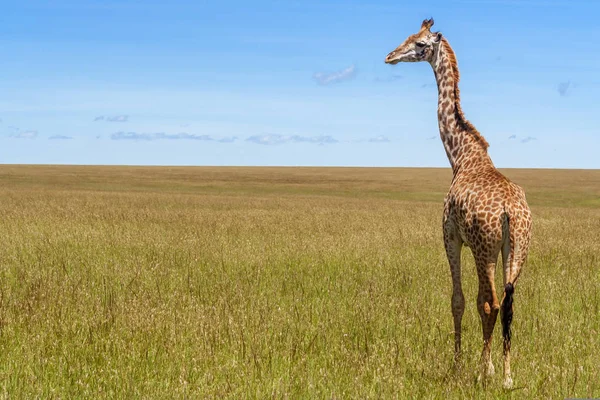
<box><xmin>501</xmin><ymin>282</ymin><xmax>514</xmax><ymax>348</ymax></box>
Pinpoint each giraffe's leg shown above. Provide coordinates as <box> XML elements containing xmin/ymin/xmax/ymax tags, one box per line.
<box><xmin>476</xmin><ymin>258</ymin><xmax>500</xmax><ymax>385</ymax></box>
<box><xmin>443</xmin><ymin>226</ymin><xmax>464</xmax><ymax>363</ymax></box>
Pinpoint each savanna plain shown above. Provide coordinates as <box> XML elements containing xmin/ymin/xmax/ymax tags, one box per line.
<box><xmin>0</xmin><ymin>165</ymin><xmax>598</xmax><ymax>399</ymax></box>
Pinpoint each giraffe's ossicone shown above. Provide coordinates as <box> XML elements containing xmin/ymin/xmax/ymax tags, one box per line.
<box><xmin>385</xmin><ymin>18</ymin><xmax>532</xmax><ymax>389</ymax></box>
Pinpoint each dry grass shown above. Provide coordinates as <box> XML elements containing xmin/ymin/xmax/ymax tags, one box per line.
<box><xmin>0</xmin><ymin>165</ymin><xmax>598</xmax><ymax>398</ymax></box>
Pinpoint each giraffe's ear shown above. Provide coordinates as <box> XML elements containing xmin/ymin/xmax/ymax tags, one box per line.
<box><xmin>434</xmin><ymin>31</ymin><xmax>443</xmax><ymax>43</ymax></box>
<box><xmin>421</xmin><ymin>18</ymin><xmax>434</xmax><ymax>31</ymax></box>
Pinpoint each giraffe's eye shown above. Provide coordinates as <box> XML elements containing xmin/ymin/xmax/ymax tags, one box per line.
<box><xmin>416</xmin><ymin>42</ymin><xmax>426</xmax><ymax>48</ymax></box>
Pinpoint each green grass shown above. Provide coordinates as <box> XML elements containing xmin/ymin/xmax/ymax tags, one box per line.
<box><xmin>0</xmin><ymin>165</ymin><xmax>598</xmax><ymax>398</ymax></box>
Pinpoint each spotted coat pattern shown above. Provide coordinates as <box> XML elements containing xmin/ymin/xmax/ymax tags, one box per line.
<box><xmin>385</xmin><ymin>19</ymin><xmax>532</xmax><ymax>389</ymax></box>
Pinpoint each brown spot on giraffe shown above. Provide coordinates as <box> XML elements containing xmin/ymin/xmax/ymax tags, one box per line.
<box><xmin>385</xmin><ymin>18</ymin><xmax>532</xmax><ymax>389</ymax></box>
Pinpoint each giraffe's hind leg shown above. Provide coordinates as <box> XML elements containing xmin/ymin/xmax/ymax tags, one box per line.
<box><xmin>475</xmin><ymin>257</ymin><xmax>501</xmax><ymax>385</ymax></box>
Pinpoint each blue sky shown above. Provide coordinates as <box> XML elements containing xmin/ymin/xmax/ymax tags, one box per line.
<box><xmin>1</xmin><ymin>0</ymin><xmax>599</xmax><ymax>168</ymax></box>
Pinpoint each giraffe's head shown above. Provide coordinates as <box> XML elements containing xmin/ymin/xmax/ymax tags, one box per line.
<box><xmin>384</xmin><ymin>18</ymin><xmax>443</xmax><ymax>64</ymax></box>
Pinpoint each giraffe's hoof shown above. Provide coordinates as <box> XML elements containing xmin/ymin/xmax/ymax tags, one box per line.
<box><xmin>486</xmin><ymin>362</ymin><xmax>495</xmax><ymax>377</ymax></box>
<box><xmin>476</xmin><ymin>373</ymin><xmax>489</xmax><ymax>389</ymax></box>
<box><xmin>503</xmin><ymin>376</ymin><xmax>513</xmax><ymax>389</ymax></box>
<box><xmin>478</xmin><ymin>362</ymin><xmax>495</xmax><ymax>379</ymax></box>
<box><xmin>476</xmin><ymin>363</ymin><xmax>495</xmax><ymax>386</ymax></box>
<box><xmin>452</xmin><ymin>353</ymin><xmax>463</xmax><ymax>370</ymax></box>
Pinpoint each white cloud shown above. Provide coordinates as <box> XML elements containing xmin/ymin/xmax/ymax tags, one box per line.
<box><xmin>246</xmin><ymin>134</ymin><xmax>338</xmax><ymax>145</ymax></box>
<box><xmin>95</xmin><ymin>115</ymin><xmax>129</xmax><ymax>122</ymax></box>
<box><xmin>368</xmin><ymin>135</ymin><xmax>391</xmax><ymax>143</ymax></box>
<box><xmin>217</xmin><ymin>136</ymin><xmax>237</xmax><ymax>143</ymax></box>
<box><xmin>521</xmin><ymin>136</ymin><xmax>537</xmax><ymax>143</ymax></box>
<box><xmin>11</xmin><ymin>129</ymin><xmax>38</xmax><ymax>139</ymax></box>
<box><xmin>111</xmin><ymin>131</ymin><xmax>236</xmax><ymax>142</ymax></box>
<box><xmin>557</xmin><ymin>81</ymin><xmax>572</xmax><ymax>97</ymax></box>
<box><xmin>313</xmin><ymin>65</ymin><xmax>356</xmax><ymax>85</ymax></box>
<box><xmin>49</xmin><ymin>135</ymin><xmax>73</xmax><ymax>140</ymax></box>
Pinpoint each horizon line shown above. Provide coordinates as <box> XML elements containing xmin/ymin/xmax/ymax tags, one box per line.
<box><xmin>0</xmin><ymin>163</ymin><xmax>598</xmax><ymax>171</ymax></box>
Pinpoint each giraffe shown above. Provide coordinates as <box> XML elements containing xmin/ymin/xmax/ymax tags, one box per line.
<box><xmin>384</xmin><ymin>19</ymin><xmax>532</xmax><ymax>389</ymax></box>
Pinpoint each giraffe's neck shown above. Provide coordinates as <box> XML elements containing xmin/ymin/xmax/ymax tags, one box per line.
<box><xmin>430</xmin><ymin>39</ymin><xmax>492</xmax><ymax>175</ymax></box>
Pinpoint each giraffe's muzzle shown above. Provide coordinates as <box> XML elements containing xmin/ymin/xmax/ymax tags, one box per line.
<box><xmin>385</xmin><ymin>52</ymin><xmax>400</xmax><ymax>64</ymax></box>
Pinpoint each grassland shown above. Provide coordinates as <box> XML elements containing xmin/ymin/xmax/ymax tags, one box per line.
<box><xmin>0</xmin><ymin>165</ymin><xmax>598</xmax><ymax>399</ymax></box>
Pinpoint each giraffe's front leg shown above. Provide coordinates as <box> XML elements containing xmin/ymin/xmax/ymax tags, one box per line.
<box><xmin>451</xmin><ymin>274</ymin><xmax>465</xmax><ymax>362</ymax></box>
<box><xmin>443</xmin><ymin>221</ymin><xmax>464</xmax><ymax>363</ymax></box>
